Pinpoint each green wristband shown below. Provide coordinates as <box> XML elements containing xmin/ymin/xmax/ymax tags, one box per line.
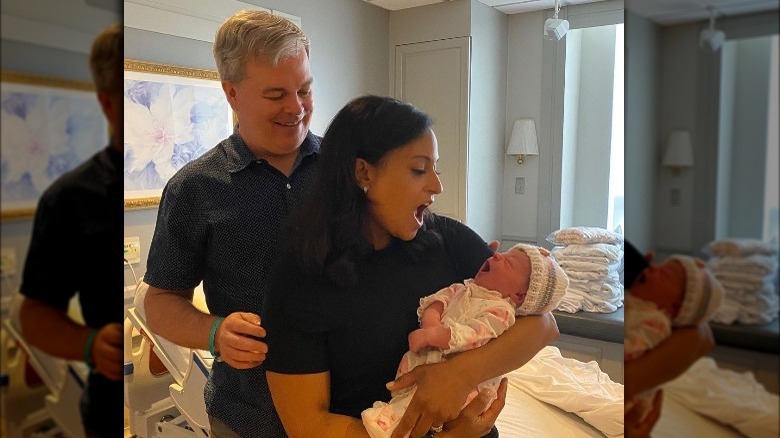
<box><xmin>209</xmin><ymin>317</ymin><xmax>225</xmax><ymax>358</ymax></box>
<box><xmin>84</xmin><ymin>328</ymin><xmax>99</xmax><ymax>367</ymax></box>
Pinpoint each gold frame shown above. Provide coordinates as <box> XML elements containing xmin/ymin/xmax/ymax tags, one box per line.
<box><xmin>123</xmin><ymin>59</ymin><xmax>233</xmax><ymax>211</ymax></box>
<box><xmin>1</xmin><ymin>71</ymin><xmax>98</xmax><ymax>222</ymax></box>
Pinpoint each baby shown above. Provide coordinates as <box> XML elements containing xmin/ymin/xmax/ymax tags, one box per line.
<box><xmin>362</xmin><ymin>244</ymin><xmax>569</xmax><ymax>438</ymax></box>
<box><xmin>624</xmin><ymin>254</ymin><xmax>724</xmax><ymax>420</ymax></box>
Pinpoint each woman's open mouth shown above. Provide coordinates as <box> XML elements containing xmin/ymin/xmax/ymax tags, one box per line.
<box><xmin>415</xmin><ymin>205</ymin><xmax>426</xmax><ymax>224</ymax></box>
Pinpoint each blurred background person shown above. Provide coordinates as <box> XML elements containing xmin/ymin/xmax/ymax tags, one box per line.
<box><xmin>9</xmin><ymin>19</ymin><xmax>123</xmax><ymax>437</ymax></box>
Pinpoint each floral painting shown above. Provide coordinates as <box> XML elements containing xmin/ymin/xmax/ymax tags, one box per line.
<box><xmin>1</xmin><ymin>73</ymin><xmax>107</xmax><ymax>220</ymax></box>
<box><xmin>124</xmin><ymin>60</ymin><xmax>233</xmax><ymax>210</ymax></box>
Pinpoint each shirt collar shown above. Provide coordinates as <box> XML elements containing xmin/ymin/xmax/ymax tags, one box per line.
<box><xmin>224</xmin><ymin>131</ymin><xmax>320</xmax><ymax>173</ymax></box>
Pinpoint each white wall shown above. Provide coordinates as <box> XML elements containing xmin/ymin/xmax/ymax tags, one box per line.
<box><xmin>501</xmin><ymin>10</ymin><xmax>545</xmax><ymax>244</ymax></box>
<box><xmin>654</xmin><ymin>23</ymin><xmax>699</xmax><ymax>254</ymax></box>
<box><xmin>467</xmin><ymin>0</ymin><xmax>507</xmax><ymax>241</ymax></box>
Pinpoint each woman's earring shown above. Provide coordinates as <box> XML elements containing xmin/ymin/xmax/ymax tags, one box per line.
<box><xmin>363</xmin><ymin>186</ymin><xmax>369</xmax><ymax>194</ymax></box>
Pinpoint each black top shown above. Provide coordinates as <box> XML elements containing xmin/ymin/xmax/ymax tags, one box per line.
<box><xmin>264</xmin><ymin>214</ymin><xmax>492</xmax><ymax>419</ymax></box>
<box><xmin>144</xmin><ymin>132</ymin><xmax>320</xmax><ymax>438</ymax></box>
<box><xmin>21</xmin><ymin>144</ymin><xmax>123</xmax><ymax>328</ymax></box>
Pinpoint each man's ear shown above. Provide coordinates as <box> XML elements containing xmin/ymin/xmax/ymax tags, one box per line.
<box><xmin>354</xmin><ymin>158</ymin><xmax>373</xmax><ymax>188</ymax></box>
<box><xmin>221</xmin><ymin>80</ymin><xmax>239</xmax><ymax>113</ymax></box>
<box><xmin>96</xmin><ymin>90</ymin><xmax>112</xmax><ymax>119</ymax></box>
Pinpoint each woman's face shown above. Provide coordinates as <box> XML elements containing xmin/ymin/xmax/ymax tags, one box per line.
<box><xmin>362</xmin><ymin>128</ymin><xmax>443</xmax><ymax>249</ymax></box>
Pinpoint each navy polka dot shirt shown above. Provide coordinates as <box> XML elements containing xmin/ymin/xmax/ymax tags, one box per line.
<box><xmin>145</xmin><ymin>132</ymin><xmax>320</xmax><ymax>437</ymax></box>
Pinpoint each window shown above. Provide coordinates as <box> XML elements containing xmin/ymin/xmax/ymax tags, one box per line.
<box><xmin>536</xmin><ymin>1</ymin><xmax>624</xmax><ymax>245</ymax></box>
<box><xmin>559</xmin><ymin>23</ymin><xmax>624</xmax><ymax>233</ymax></box>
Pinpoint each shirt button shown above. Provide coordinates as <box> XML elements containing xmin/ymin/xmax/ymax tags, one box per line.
<box><xmin>286</xmin><ymin>183</ymin><xmax>292</xmax><ymax>189</ymax></box>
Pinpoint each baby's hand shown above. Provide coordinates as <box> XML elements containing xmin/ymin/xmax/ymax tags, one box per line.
<box><xmin>408</xmin><ymin>328</ymin><xmax>431</xmax><ymax>353</ymax></box>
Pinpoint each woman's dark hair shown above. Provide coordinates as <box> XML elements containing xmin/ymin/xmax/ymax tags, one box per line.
<box><xmin>289</xmin><ymin>95</ymin><xmax>434</xmax><ymax>286</ymax></box>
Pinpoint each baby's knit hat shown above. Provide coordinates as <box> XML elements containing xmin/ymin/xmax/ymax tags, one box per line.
<box><xmin>511</xmin><ymin>244</ymin><xmax>569</xmax><ymax>315</ymax></box>
<box><xmin>668</xmin><ymin>255</ymin><xmax>724</xmax><ymax>326</ymax></box>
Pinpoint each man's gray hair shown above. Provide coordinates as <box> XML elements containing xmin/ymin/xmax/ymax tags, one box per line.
<box><xmin>89</xmin><ymin>23</ymin><xmax>122</xmax><ymax>92</ymax></box>
<box><xmin>213</xmin><ymin>10</ymin><xmax>310</xmax><ymax>83</ymax></box>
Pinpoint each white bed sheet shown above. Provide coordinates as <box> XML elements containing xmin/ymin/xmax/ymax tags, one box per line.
<box><xmin>495</xmin><ymin>378</ymin><xmax>604</xmax><ymax>437</ymax></box>
<box><xmin>652</xmin><ymin>393</ymin><xmax>742</xmax><ymax>438</ymax></box>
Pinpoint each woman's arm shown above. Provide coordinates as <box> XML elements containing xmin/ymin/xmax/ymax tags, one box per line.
<box><xmin>389</xmin><ymin>312</ymin><xmax>559</xmax><ymax>438</ymax></box>
<box><xmin>267</xmin><ymin>371</ymin><xmax>369</xmax><ymax>438</ymax></box>
<box><xmin>624</xmin><ymin>323</ymin><xmax>715</xmax><ymax>400</ymax></box>
<box><xmin>268</xmin><ymin>371</ymin><xmax>511</xmax><ymax>438</ymax></box>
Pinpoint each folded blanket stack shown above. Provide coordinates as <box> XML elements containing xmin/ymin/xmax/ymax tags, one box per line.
<box><xmin>547</xmin><ymin>227</ymin><xmax>624</xmax><ymax>314</ymax></box>
<box><xmin>705</xmin><ymin>238</ymin><xmax>779</xmax><ymax>325</ymax></box>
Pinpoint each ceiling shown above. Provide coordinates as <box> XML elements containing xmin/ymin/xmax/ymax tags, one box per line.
<box><xmin>1</xmin><ymin>0</ymin><xmax>120</xmax><ymax>54</ymax></box>
<box><xmin>626</xmin><ymin>0</ymin><xmax>780</xmax><ymax>26</ymax></box>
<box><xmin>363</xmin><ymin>0</ymin><xmax>605</xmax><ymax>14</ymax></box>
<box><xmin>363</xmin><ymin>0</ymin><xmax>779</xmax><ymax>24</ymax></box>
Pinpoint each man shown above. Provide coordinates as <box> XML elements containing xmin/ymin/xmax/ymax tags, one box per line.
<box><xmin>19</xmin><ymin>23</ymin><xmax>123</xmax><ymax>437</ymax></box>
<box><xmin>143</xmin><ymin>11</ymin><xmax>318</xmax><ymax>437</ymax></box>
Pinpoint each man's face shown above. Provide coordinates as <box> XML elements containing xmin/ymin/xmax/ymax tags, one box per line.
<box><xmin>222</xmin><ymin>50</ymin><xmax>313</xmax><ymax>159</ymax></box>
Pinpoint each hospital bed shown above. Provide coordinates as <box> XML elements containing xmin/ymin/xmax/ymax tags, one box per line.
<box><xmin>124</xmin><ymin>280</ymin><xmax>212</xmax><ymax>438</ymax></box>
<box><xmin>1</xmin><ymin>293</ymin><xmax>88</xmax><ymax>438</ymax></box>
<box><xmin>495</xmin><ymin>345</ymin><xmax>624</xmax><ymax>437</ymax></box>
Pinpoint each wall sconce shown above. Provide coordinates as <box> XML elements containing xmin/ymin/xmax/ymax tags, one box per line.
<box><xmin>662</xmin><ymin>130</ymin><xmax>694</xmax><ymax>175</ymax></box>
<box><xmin>507</xmin><ymin>119</ymin><xmax>539</xmax><ymax>165</ymax></box>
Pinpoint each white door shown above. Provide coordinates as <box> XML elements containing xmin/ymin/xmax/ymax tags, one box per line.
<box><xmin>394</xmin><ymin>37</ymin><xmax>470</xmax><ymax>223</ymax></box>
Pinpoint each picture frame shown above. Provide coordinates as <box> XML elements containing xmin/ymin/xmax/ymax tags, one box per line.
<box><xmin>1</xmin><ymin>71</ymin><xmax>108</xmax><ymax>221</ymax></box>
<box><xmin>123</xmin><ymin>59</ymin><xmax>234</xmax><ymax>211</ymax></box>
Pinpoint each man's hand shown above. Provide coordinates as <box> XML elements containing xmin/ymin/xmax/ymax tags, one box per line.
<box><xmin>92</xmin><ymin>323</ymin><xmax>123</xmax><ymax>381</ymax></box>
<box><xmin>488</xmin><ymin>240</ymin><xmax>500</xmax><ymax>253</ymax></box>
<box><xmin>214</xmin><ymin>312</ymin><xmax>267</xmax><ymax>369</ymax></box>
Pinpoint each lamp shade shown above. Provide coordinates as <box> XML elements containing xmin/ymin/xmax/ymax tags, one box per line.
<box><xmin>662</xmin><ymin>130</ymin><xmax>694</xmax><ymax>167</ymax></box>
<box><xmin>507</xmin><ymin>119</ymin><xmax>539</xmax><ymax>156</ymax></box>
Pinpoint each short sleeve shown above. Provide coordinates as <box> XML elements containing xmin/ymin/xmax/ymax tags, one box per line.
<box><xmin>432</xmin><ymin>215</ymin><xmax>493</xmax><ymax>280</ymax></box>
<box><xmin>144</xmin><ymin>174</ymin><xmax>208</xmax><ymax>290</ymax></box>
<box><xmin>20</xmin><ymin>190</ymin><xmax>76</xmax><ymax>310</ymax></box>
<box><xmin>263</xmin><ymin>252</ymin><xmax>330</xmax><ymax>374</ymax></box>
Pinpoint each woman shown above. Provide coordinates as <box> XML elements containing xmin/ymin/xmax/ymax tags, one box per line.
<box><xmin>264</xmin><ymin>96</ymin><xmax>559</xmax><ymax>438</ymax></box>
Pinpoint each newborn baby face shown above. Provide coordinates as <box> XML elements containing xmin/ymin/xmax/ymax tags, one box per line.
<box><xmin>631</xmin><ymin>258</ymin><xmax>686</xmax><ymax>317</ymax></box>
<box><xmin>473</xmin><ymin>248</ymin><xmax>532</xmax><ymax>307</ymax></box>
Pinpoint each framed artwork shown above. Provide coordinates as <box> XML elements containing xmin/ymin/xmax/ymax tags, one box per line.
<box><xmin>123</xmin><ymin>59</ymin><xmax>234</xmax><ymax>210</ymax></box>
<box><xmin>1</xmin><ymin>72</ymin><xmax>108</xmax><ymax>221</ymax></box>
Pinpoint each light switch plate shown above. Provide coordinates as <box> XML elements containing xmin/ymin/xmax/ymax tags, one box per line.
<box><xmin>515</xmin><ymin>177</ymin><xmax>526</xmax><ymax>195</ymax></box>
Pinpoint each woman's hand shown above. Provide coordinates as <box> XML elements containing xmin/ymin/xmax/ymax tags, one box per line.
<box><xmin>389</xmin><ymin>360</ymin><xmax>482</xmax><ymax>438</ymax></box>
<box><xmin>625</xmin><ymin>389</ymin><xmax>663</xmax><ymax>438</ymax></box>
<box><xmin>438</xmin><ymin>378</ymin><xmax>508</xmax><ymax>438</ymax></box>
